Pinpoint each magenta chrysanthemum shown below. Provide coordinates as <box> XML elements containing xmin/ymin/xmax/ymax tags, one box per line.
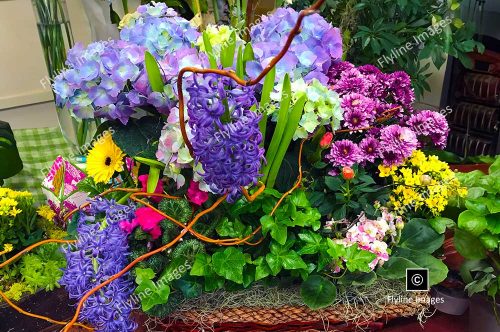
<box><xmin>408</xmin><ymin>110</ymin><xmax>449</xmax><ymax>149</ymax></box>
<box><xmin>326</xmin><ymin>139</ymin><xmax>362</xmax><ymax>167</ymax></box>
<box><xmin>379</xmin><ymin>125</ymin><xmax>418</xmax><ymax>166</ymax></box>
<box><xmin>341</xmin><ymin>93</ymin><xmax>376</xmax><ymax>130</ymax></box>
<box><xmin>359</xmin><ymin>137</ymin><xmax>381</xmax><ymax>163</ymax></box>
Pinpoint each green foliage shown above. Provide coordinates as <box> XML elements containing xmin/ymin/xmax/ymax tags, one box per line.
<box><xmin>291</xmin><ymin>0</ymin><xmax>483</xmax><ymax>97</ymax></box>
<box><xmin>158</xmin><ymin>198</ymin><xmax>192</xmax><ymax>224</ymax></box>
<box><xmin>376</xmin><ymin>218</ymin><xmax>447</xmax><ymax>286</ymax></box>
<box><xmin>309</xmin><ymin>166</ymin><xmax>388</xmax><ymax>221</ymax></box>
<box><xmin>145</xmin><ymin>51</ymin><xmax>164</xmax><ymax>92</ymax></box>
<box><xmin>0</xmin><ymin>121</ymin><xmax>23</xmax><ymax>180</ymax></box>
<box><xmin>107</xmin><ymin>116</ymin><xmax>164</xmax><ymax>159</ymax></box>
<box><xmin>300</xmin><ymin>275</ymin><xmax>337</xmax><ymax>310</ymax></box>
<box><xmin>134</xmin><ymin>268</ymin><xmax>171</xmax><ymax>311</ymax></box>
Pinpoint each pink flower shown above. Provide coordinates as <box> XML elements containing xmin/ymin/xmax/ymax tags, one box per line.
<box><xmin>135</xmin><ymin>207</ymin><xmax>164</xmax><ymax>240</ymax></box>
<box><xmin>138</xmin><ymin>174</ymin><xmax>163</xmax><ymax>203</ymax></box>
<box><xmin>187</xmin><ymin>180</ymin><xmax>208</xmax><ymax>206</ymax></box>
<box><xmin>120</xmin><ymin>207</ymin><xmax>164</xmax><ymax>240</ymax></box>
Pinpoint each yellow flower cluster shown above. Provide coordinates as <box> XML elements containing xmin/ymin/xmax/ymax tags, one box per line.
<box><xmin>37</xmin><ymin>205</ymin><xmax>56</xmax><ymax>221</ymax></box>
<box><xmin>379</xmin><ymin>150</ymin><xmax>467</xmax><ymax>216</ymax></box>
<box><xmin>0</xmin><ymin>243</ymin><xmax>13</xmax><ymax>255</ymax></box>
<box><xmin>0</xmin><ymin>188</ymin><xmax>31</xmax><ymax>218</ymax></box>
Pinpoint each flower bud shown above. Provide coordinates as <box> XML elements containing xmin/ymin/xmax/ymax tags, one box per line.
<box><xmin>341</xmin><ymin>166</ymin><xmax>355</xmax><ymax>180</ymax></box>
<box><xmin>420</xmin><ymin>174</ymin><xmax>432</xmax><ymax>185</ymax></box>
<box><xmin>320</xmin><ymin>132</ymin><xmax>334</xmax><ymax>149</ymax></box>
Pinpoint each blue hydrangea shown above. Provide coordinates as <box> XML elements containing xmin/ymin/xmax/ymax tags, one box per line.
<box><xmin>120</xmin><ymin>2</ymin><xmax>200</xmax><ymax>58</ymax></box>
<box><xmin>60</xmin><ymin>198</ymin><xmax>137</xmax><ymax>332</ymax></box>
<box><xmin>247</xmin><ymin>7</ymin><xmax>342</xmax><ymax>85</ymax></box>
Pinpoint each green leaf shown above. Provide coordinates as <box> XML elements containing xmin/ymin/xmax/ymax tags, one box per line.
<box><xmin>203</xmin><ymin>31</ymin><xmax>218</xmax><ymax>69</ymax></box>
<box><xmin>453</xmin><ymin>229</ymin><xmax>487</xmax><ymax>260</ymax></box>
<box><xmin>220</xmin><ymin>31</ymin><xmax>237</xmax><ymax>68</ymax></box>
<box><xmin>325</xmin><ymin>176</ymin><xmax>342</xmax><ymax>191</ymax></box>
<box><xmin>300</xmin><ymin>275</ymin><xmax>337</xmax><ymax>310</ymax></box>
<box><xmin>290</xmin><ymin>190</ymin><xmax>310</xmax><ymax>208</ymax></box>
<box><xmin>236</xmin><ymin>46</ymin><xmax>244</xmax><ymax>79</ymax></box>
<box><xmin>266</xmin><ymin>241</ymin><xmax>307</xmax><ymax>275</ymax></box>
<box><xmin>486</xmin><ymin>198</ymin><xmax>500</xmax><ymax>214</ymax></box>
<box><xmin>212</xmin><ymin>247</ymin><xmax>246</xmax><ymax>284</ymax></box>
<box><xmin>344</xmin><ymin>245</ymin><xmax>377</xmax><ymax>273</ymax></box>
<box><xmin>465</xmin><ymin>198</ymin><xmax>490</xmax><ymax>215</ymax></box>
<box><xmin>134</xmin><ymin>268</ymin><xmax>170</xmax><ymax>311</ymax></box>
<box><xmin>479</xmin><ymin>233</ymin><xmax>499</xmax><ymax>250</ymax></box>
<box><xmin>0</xmin><ymin>121</ymin><xmax>23</xmax><ymax>179</ymax></box>
<box><xmin>266</xmin><ymin>94</ymin><xmax>307</xmax><ymax>188</ymax></box>
<box><xmin>377</xmin><ymin>257</ymin><xmax>420</xmax><ymax>279</ymax></box>
<box><xmin>487</xmin><ymin>214</ymin><xmax>500</xmax><ymax>234</ymax></box>
<box><xmin>393</xmin><ymin>248</ymin><xmax>448</xmax><ymax>286</ymax></box>
<box><xmin>429</xmin><ymin>217</ymin><xmax>455</xmax><ymax>234</ymax></box>
<box><xmin>172</xmin><ymin>277</ymin><xmax>202</xmax><ymax>298</ymax></box>
<box><xmin>145</xmin><ymin>51</ymin><xmax>164</xmax><ymax>92</ymax></box>
<box><xmin>262</xmin><ymin>74</ymin><xmax>291</xmax><ymax>182</ymax></box>
<box><xmin>190</xmin><ymin>253</ymin><xmax>212</xmax><ymax>277</ymax></box>
<box><xmin>254</xmin><ymin>257</ymin><xmax>271</xmax><ymax>281</ymax></box>
<box><xmin>399</xmin><ymin>219</ymin><xmax>444</xmax><ymax>254</ymax></box>
<box><xmin>111</xmin><ymin>116</ymin><xmax>164</xmax><ymax>159</ymax></box>
<box><xmin>339</xmin><ymin>271</ymin><xmax>377</xmax><ymax>286</ymax></box>
<box><xmin>458</xmin><ymin>210</ymin><xmax>488</xmax><ymax>236</ymax></box>
<box><xmin>260</xmin><ymin>215</ymin><xmax>287</xmax><ymax>245</ymax></box>
<box><xmin>297</xmin><ymin>230</ymin><xmax>324</xmax><ymax>255</ymax></box>
<box><xmin>216</xmin><ymin>217</ymin><xmax>251</xmax><ymax>238</ymax></box>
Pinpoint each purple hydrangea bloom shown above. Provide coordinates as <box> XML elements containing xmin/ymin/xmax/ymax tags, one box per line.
<box><xmin>359</xmin><ymin>136</ymin><xmax>381</xmax><ymax>163</ymax></box>
<box><xmin>186</xmin><ymin>74</ymin><xmax>264</xmax><ymax>202</ymax></box>
<box><xmin>248</xmin><ymin>7</ymin><xmax>342</xmax><ymax>84</ymax></box>
<box><xmin>408</xmin><ymin>110</ymin><xmax>449</xmax><ymax>149</ymax></box>
<box><xmin>326</xmin><ymin>139</ymin><xmax>362</xmax><ymax>167</ymax></box>
<box><xmin>379</xmin><ymin>125</ymin><xmax>418</xmax><ymax>166</ymax></box>
<box><xmin>60</xmin><ymin>198</ymin><xmax>137</xmax><ymax>332</ymax></box>
<box><xmin>120</xmin><ymin>3</ymin><xmax>200</xmax><ymax>58</ymax></box>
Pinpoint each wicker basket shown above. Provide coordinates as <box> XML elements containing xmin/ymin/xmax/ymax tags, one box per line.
<box><xmin>139</xmin><ymin>293</ymin><xmax>429</xmax><ymax>332</ymax></box>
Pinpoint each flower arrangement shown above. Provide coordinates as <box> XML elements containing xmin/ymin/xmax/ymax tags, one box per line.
<box><xmin>0</xmin><ymin>1</ymin><xmax>466</xmax><ymax>331</ymax></box>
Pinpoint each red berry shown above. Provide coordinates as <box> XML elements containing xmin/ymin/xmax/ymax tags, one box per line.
<box><xmin>342</xmin><ymin>166</ymin><xmax>355</xmax><ymax>180</ymax></box>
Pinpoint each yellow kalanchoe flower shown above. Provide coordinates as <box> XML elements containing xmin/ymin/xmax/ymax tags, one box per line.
<box><xmin>37</xmin><ymin>205</ymin><xmax>56</xmax><ymax>221</ymax></box>
<box><xmin>86</xmin><ymin>132</ymin><xmax>126</xmax><ymax>184</ymax></box>
<box><xmin>381</xmin><ymin>150</ymin><xmax>467</xmax><ymax>217</ymax></box>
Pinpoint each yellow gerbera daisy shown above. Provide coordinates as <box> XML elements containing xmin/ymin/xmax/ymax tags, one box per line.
<box><xmin>86</xmin><ymin>134</ymin><xmax>125</xmax><ymax>183</ymax></box>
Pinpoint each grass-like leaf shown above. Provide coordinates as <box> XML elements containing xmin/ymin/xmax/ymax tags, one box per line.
<box><xmin>145</xmin><ymin>51</ymin><xmax>164</xmax><ymax>92</ymax></box>
<box><xmin>203</xmin><ymin>31</ymin><xmax>218</xmax><ymax>69</ymax></box>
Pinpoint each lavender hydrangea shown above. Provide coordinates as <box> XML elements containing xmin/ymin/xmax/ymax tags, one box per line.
<box><xmin>247</xmin><ymin>7</ymin><xmax>342</xmax><ymax>85</ymax></box>
<box><xmin>119</xmin><ymin>3</ymin><xmax>200</xmax><ymax>58</ymax></box>
<box><xmin>53</xmin><ymin>40</ymin><xmax>153</xmax><ymax>124</ymax></box>
<box><xmin>60</xmin><ymin>198</ymin><xmax>137</xmax><ymax>332</ymax></box>
<box><xmin>186</xmin><ymin>74</ymin><xmax>264</xmax><ymax>202</ymax></box>
<box><xmin>408</xmin><ymin>110</ymin><xmax>449</xmax><ymax>149</ymax></box>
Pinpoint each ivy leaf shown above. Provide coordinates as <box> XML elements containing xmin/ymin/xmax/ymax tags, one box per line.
<box><xmin>290</xmin><ymin>190</ymin><xmax>310</xmax><ymax>208</ymax></box>
<box><xmin>253</xmin><ymin>257</ymin><xmax>271</xmax><ymax>281</ymax></box>
<box><xmin>216</xmin><ymin>217</ymin><xmax>251</xmax><ymax>238</ymax></box>
<box><xmin>344</xmin><ymin>245</ymin><xmax>377</xmax><ymax>273</ymax></box>
<box><xmin>300</xmin><ymin>275</ymin><xmax>337</xmax><ymax>310</ymax></box>
<box><xmin>297</xmin><ymin>231</ymin><xmax>324</xmax><ymax>255</ymax></box>
<box><xmin>134</xmin><ymin>268</ymin><xmax>170</xmax><ymax>311</ymax></box>
<box><xmin>266</xmin><ymin>241</ymin><xmax>307</xmax><ymax>275</ymax></box>
<box><xmin>260</xmin><ymin>215</ymin><xmax>287</xmax><ymax>245</ymax></box>
<box><xmin>212</xmin><ymin>247</ymin><xmax>246</xmax><ymax>284</ymax></box>
<box><xmin>190</xmin><ymin>253</ymin><xmax>212</xmax><ymax>277</ymax></box>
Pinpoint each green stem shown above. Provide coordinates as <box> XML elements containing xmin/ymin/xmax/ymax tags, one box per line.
<box><xmin>121</xmin><ymin>0</ymin><xmax>129</xmax><ymax>14</ymax></box>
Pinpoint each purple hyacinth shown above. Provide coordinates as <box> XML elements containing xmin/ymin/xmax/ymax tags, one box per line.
<box><xmin>379</xmin><ymin>125</ymin><xmax>418</xmax><ymax>166</ymax></box>
<box><xmin>248</xmin><ymin>7</ymin><xmax>342</xmax><ymax>85</ymax></box>
<box><xmin>186</xmin><ymin>74</ymin><xmax>264</xmax><ymax>202</ymax></box>
<box><xmin>359</xmin><ymin>137</ymin><xmax>381</xmax><ymax>163</ymax></box>
<box><xmin>326</xmin><ymin>139</ymin><xmax>362</xmax><ymax>167</ymax></box>
<box><xmin>60</xmin><ymin>198</ymin><xmax>137</xmax><ymax>332</ymax></box>
<box><xmin>408</xmin><ymin>110</ymin><xmax>449</xmax><ymax>149</ymax></box>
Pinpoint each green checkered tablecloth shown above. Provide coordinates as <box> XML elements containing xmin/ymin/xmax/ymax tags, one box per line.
<box><xmin>3</xmin><ymin>127</ymin><xmax>73</xmax><ymax>204</ymax></box>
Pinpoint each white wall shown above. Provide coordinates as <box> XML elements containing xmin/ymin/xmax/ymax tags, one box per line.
<box><xmin>0</xmin><ymin>0</ymin><xmax>91</xmax><ymax>110</ymax></box>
